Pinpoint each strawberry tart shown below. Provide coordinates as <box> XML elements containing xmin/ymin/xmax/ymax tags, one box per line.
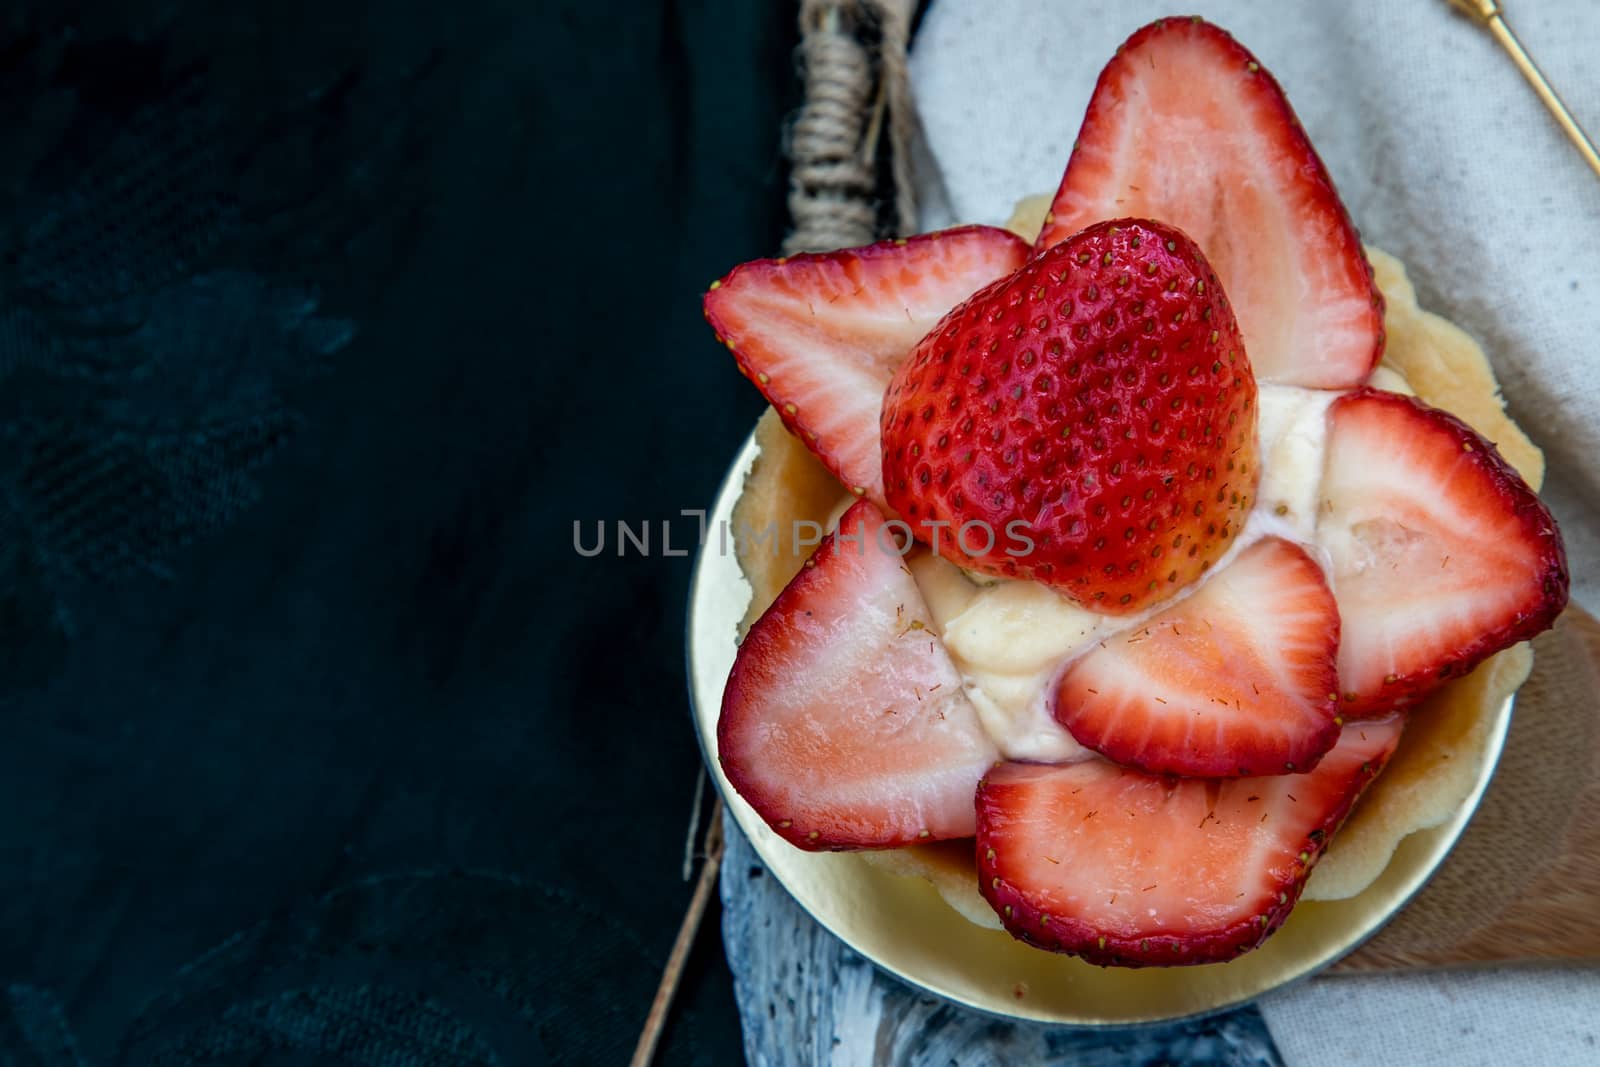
<box><xmin>701</xmin><ymin>17</ymin><xmax>1567</xmax><ymax>967</ymax></box>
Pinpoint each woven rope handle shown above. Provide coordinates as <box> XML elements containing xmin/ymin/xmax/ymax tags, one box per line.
<box><xmin>785</xmin><ymin>0</ymin><xmax>918</xmax><ymax>254</ymax></box>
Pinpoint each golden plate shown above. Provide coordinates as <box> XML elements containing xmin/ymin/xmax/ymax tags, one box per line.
<box><xmin>687</xmin><ymin>429</ymin><xmax>1513</xmax><ymax>1025</ymax></box>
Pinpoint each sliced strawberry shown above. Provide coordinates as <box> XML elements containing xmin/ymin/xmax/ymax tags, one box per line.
<box><xmin>719</xmin><ymin>499</ymin><xmax>999</xmax><ymax>850</ymax></box>
<box><xmin>1054</xmin><ymin>537</ymin><xmax>1340</xmax><ymax>777</ymax></box>
<box><xmin>1036</xmin><ymin>17</ymin><xmax>1382</xmax><ymax>389</ymax></box>
<box><xmin>704</xmin><ymin>226</ymin><xmax>1030</xmax><ymax>505</ymax></box>
<box><xmin>881</xmin><ymin>217</ymin><xmax>1258</xmax><ymax>613</ymax></box>
<box><xmin>1320</xmin><ymin>388</ymin><xmax>1568</xmax><ymax>716</ymax></box>
<box><xmin>976</xmin><ymin>717</ymin><xmax>1402</xmax><ymax>966</ymax></box>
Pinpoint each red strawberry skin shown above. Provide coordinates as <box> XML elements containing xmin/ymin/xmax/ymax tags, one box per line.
<box><xmin>719</xmin><ymin>499</ymin><xmax>999</xmax><ymax>850</ymax></box>
<box><xmin>1321</xmin><ymin>388</ymin><xmax>1568</xmax><ymax>716</ymax></box>
<box><xmin>1037</xmin><ymin>17</ymin><xmax>1382</xmax><ymax>390</ymax></box>
<box><xmin>704</xmin><ymin>226</ymin><xmax>1030</xmax><ymax>506</ymax></box>
<box><xmin>1054</xmin><ymin>536</ymin><xmax>1341</xmax><ymax>777</ymax></box>
<box><xmin>975</xmin><ymin>718</ymin><xmax>1402</xmax><ymax>966</ymax></box>
<box><xmin>881</xmin><ymin>218</ymin><xmax>1258</xmax><ymax>614</ymax></box>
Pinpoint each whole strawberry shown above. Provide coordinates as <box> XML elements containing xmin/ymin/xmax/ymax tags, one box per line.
<box><xmin>881</xmin><ymin>218</ymin><xmax>1258</xmax><ymax>613</ymax></box>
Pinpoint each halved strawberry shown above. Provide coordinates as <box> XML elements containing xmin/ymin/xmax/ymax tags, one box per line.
<box><xmin>704</xmin><ymin>226</ymin><xmax>1030</xmax><ymax>505</ymax></box>
<box><xmin>881</xmin><ymin>218</ymin><xmax>1258</xmax><ymax>614</ymax></box>
<box><xmin>976</xmin><ymin>717</ymin><xmax>1402</xmax><ymax>966</ymax></box>
<box><xmin>1320</xmin><ymin>388</ymin><xmax>1568</xmax><ymax>717</ymax></box>
<box><xmin>1053</xmin><ymin>536</ymin><xmax>1340</xmax><ymax>777</ymax></box>
<box><xmin>719</xmin><ymin>499</ymin><xmax>999</xmax><ymax>850</ymax></box>
<box><xmin>1036</xmin><ymin>17</ymin><xmax>1382</xmax><ymax>389</ymax></box>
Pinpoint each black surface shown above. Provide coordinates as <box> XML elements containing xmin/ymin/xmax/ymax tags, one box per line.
<box><xmin>0</xmin><ymin>1</ymin><xmax>791</xmax><ymax>1062</ymax></box>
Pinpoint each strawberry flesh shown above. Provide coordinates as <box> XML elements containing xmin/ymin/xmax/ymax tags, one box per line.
<box><xmin>1055</xmin><ymin>536</ymin><xmax>1341</xmax><ymax>777</ymax></box>
<box><xmin>704</xmin><ymin>226</ymin><xmax>1030</xmax><ymax>506</ymax></box>
<box><xmin>881</xmin><ymin>218</ymin><xmax>1258</xmax><ymax>614</ymax></box>
<box><xmin>719</xmin><ymin>499</ymin><xmax>999</xmax><ymax>850</ymax></box>
<box><xmin>1037</xmin><ymin>17</ymin><xmax>1382</xmax><ymax>390</ymax></box>
<box><xmin>976</xmin><ymin>717</ymin><xmax>1403</xmax><ymax>966</ymax></box>
<box><xmin>1320</xmin><ymin>388</ymin><xmax>1568</xmax><ymax>716</ymax></box>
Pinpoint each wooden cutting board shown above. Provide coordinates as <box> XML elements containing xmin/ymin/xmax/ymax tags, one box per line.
<box><xmin>1336</xmin><ymin>604</ymin><xmax>1600</xmax><ymax>970</ymax></box>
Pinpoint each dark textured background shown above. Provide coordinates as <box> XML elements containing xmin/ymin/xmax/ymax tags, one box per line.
<box><xmin>0</xmin><ymin>1</ymin><xmax>789</xmax><ymax>1062</ymax></box>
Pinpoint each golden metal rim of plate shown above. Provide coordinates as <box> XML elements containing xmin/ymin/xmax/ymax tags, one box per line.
<box><xmin>686</xmin><ymin>429</ymin><xmax>1512</xmax><ymax>1027</ymax></box>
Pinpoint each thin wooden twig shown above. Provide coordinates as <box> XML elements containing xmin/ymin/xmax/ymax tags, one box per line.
<box><xmin>630</xmin><ymin>796</ymin><xmax>726</xmax><ymax>1067</ymax></box>
<box><xmin>682</xmin><ymin>769</ymin><xmax>708</xmax><ymax>881</ymax></box>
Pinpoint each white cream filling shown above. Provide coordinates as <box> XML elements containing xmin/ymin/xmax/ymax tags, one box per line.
<box><xmin>902</xmin><ymin>382</ymin><xmax>1346</xmax><ymax>763</ymax></box>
